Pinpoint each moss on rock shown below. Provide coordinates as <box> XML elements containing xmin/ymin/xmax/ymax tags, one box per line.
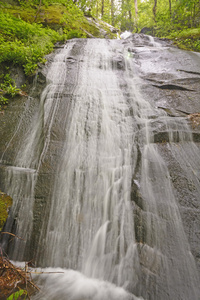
<box><xmin>0</xmin><ymin>190</ymin><xmax>12</xmax><ymax>231</ymax></box>
<box><xmin>0</xmin><ymin>2</ymin><xmax>118</xmax><ymax>39</ymax></box>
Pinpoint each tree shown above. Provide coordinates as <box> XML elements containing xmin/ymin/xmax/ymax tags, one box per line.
<box><xmin>153</xmin><ymin>0</ymin><xmax>157</xmax><ymax>22</ymax></box>
<box><xmin>73</xmin><ymin>0</ymin><xmax>200</xmax><ymax>34</ymax></box>
<box><xmin>135</xmin><ymin>0</ymin><xmax>138</xmax><ymax>19</ymax></box>
<box><xmin>111</xmin><ymin>0</ymin><xmax>114</xmax><ymax>25</ymax></box>
<box><xmin>169</xmin><ymin>0</ymin><xmax>171</xmax><ymax>17</ymax></box>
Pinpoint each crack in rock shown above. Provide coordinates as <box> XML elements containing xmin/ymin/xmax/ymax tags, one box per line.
<box><xmin>152</xmin><ymin>84</ymin><xmax>195</xmax><ymax>91</ymax></box>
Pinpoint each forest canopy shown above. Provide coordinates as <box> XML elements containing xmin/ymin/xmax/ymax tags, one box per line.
<box><xmin>73</xmin><ymin>0</ymin><xmax>200</xmax><ymax>53</ymax></box>
<box><xmin>11</xmin><ymin>0</ymin><xmax>200</xmax><ymax>51</ymax></box>
<box><xmin>4</xmin><ymin>0</ymin><xmax>200</xmax><ymax>34</ymax></box>
<box><xmin>73</xmin><ymin>0</ymin><xmax>200</xmax><ymax>34</ymax></box>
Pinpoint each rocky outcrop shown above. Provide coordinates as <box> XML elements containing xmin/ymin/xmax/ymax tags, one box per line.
<box><xmin>0</xmin><ymin>35</ymin><xmax>200</xmax><ymax>300</ymax></box>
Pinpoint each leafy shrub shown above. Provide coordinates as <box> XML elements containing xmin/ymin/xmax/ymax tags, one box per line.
<box><xmin>0</xmin><ymin>11</ymin><xmax>65</xmax><ymax>74</ymax></box>
<box><xmin>0</xmin><ymin>73</ymin><xmax>24</xmax><ymax>110</ymax></box>
<box><xmin>0</xmin><ymin>191</ymin><xmax>12</xmax><ymax>231</ymax></box>
<box><xmin>0</xmin><ymin>96</ymin><xmax>8</xmax><ymax>109</ymax></box>
<box><xmin>0</xmin><ymin>73</ymin><xmax>20</xmax><ymax>96</ymax></box>
<box><xmin>7</xmin><ymin>289</ymin><xmax>27</xmax><ymax>300</ymax></box>
<box><xmin>65</xmin><ymin>29</ymin><xmax>86</xmax><ymax>39</ymax></box>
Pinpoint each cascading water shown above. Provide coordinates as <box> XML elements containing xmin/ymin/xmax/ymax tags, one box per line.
<box><xmin>0</xmin><ymin>41</ymin><xmax>76</xmax><ymax>261</ymax></box>
<box><xmin>1</xmin><ymin>35</ymin><xmax>200</xmax><ymax>300</ymax></box>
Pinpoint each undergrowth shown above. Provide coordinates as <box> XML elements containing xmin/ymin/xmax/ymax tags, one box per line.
<box><xmin>0</xmin><ymin>0</ymin><xmax>89</xmax><ymax>77</ymax></box>
<box><xmin>169</xmin><ymin>28</ymin><xmax>200</xmax><ymax>52</ymax></box>
<box><xmin>0</xmin><ymin>0</ymin><xmax>115</xmax><ymax>78</ymax></box>
<box><xmin>0</xmin><ymin>191</ymin><xmax>12</xmax><ymax>231</ymax></box>
<box><xmin>0</xmin><ymin>0</ymin><xmax>117</xmax><ymax>111</ymax></box>
<box><xmin>0</xmin><ymin>73</ymin><xmax>22</xmax><ymax>109</ymax></box>
<box><xmin>0</xmin><ymin>11</ymin><xmax>65</xmax><ymax>75</ymax></box>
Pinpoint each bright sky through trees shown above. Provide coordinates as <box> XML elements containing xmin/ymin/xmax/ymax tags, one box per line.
<box><xmin>73</xmin><ymin>0</ymin><xmax>200</xmax><ymax>35</ymax></box>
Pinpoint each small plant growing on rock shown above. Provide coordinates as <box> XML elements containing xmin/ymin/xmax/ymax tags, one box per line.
<box><xmin>0</xmin><ymin>73</ymin><xmax>28</xmax><ymax>110</ymax></box>
<box><xmin>0</xmin><ymin>191</ymin><xmax>12</xmax><ymax>231</ymax></box>
<box><xmin>6</xmin><ymin>289</ymin><xmax>27</xmax><ymax>300</ymax></box>
<box><xmin>0</xmin><ymin>95</ymin><xmax>8</xmax><ymax>110</ymax></box>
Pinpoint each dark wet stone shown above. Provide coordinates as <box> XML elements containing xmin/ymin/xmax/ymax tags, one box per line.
<box><xmin>112</xmin><ymin>55</ymin><xmax>125</xmax><ymax>70</ymax></box>
<box><xmin>37</xmin><ymin>71</ymin><xmax>46</xmax><ymax>84</ymax></box>
<box><xmin>66</xmin><ymin>56</ymin><xmax>76</xmax><ymax>64</ymax></box>
<box><xmin>9</xmin><ymin>66</ymin><xmax>26</xmax><ymax>88</ymax></box>
<box><xmin>140</xmin><ymin>27</ymin><xmax>153</xmax><ymax>35</ymax></box>
<box><xmin>152</xmin><ymin>83</ymin><xmax>195</xmax><ymax>91</ymax></box>
<box><xmin>1</xmin><ymin>36</ymin><xmax>200</xmax><ymax>300</ymax></box>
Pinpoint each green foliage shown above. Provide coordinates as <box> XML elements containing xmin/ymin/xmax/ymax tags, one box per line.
<box><xmin>0</xmin><ymin>0</ymin><xmax>118</xmax><ymax>79</ymax></box>
<box><xmin>0</xmin><ymin>73</ymin><xmax>18</xmax><ymax>109</ymax></box>
<box><xmin>132</xmin><ymin>0</ymin><xmax>200</xmax><ymax>52</ymax></box>
<box><xmin>6</xmin><ymin>289</ymin><xmax>27</xmax><ymax>300</ymax></box>
<box><xmin>0</xmin><ymin>73</ymin><xmax>25</xmax><ymax>109</ymax></box>
<box><xmin>1</xmin><ymin>73</ymin><xmax>13</xmax><ymax>86</ymax></box>
<box><xmin>65</xmin><ymin>29</ymin><xmax>86</xmax><ymax>39</ymax></box>
<box><xmin>5</xmin><ymin>84</ymin><xmax>20</xmax><ymax>97</ymax></box>
<box><xmin>1</xmin><ymin>73</ymin><xmax>19</xmax><ymax>97</ymax></box>
<box><xmin>0</xmin><ymin>96</ymin><xmax>8</xmax><ymax>109</ymax></box>
<box><xmin>169</xmin><ymin>27</ymin><xmax>200</xmax><ymax>52</ymax></box>
<box><xmin>171</xmin><ymin>27</ymin><xmax>200</xmax><ymax>39</ymax></box>
<box><xmin>0</xmin><ymin>191</ymin><xmax>12</xmax><ymax>231</ymax></box>
<box><xmin>0</xmin><ymin>10</ymin><xmax>65</xmax><ymax>75</ymax></box>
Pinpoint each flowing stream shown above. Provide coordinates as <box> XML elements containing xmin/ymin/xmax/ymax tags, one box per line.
<box><xmin>1</xmin><ymin>35</ymin><xmax>200</xmax><ymax>300</ymax></box>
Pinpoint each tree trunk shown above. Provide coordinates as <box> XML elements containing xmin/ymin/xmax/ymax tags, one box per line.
<box><xmin>34</xmin><ymin>0</ymin><xmax>42</xmax><ymax>22</ymax></box>
<box><xmin>169</xmin><ymin>0</ymin><xmax>171</xmax><ymax>17</ymax></box>
<box><xmin>192</xmin><ymin>3</ymin><xmax>196</xmax><ymax>27</ymax></box>
<box><xmin>101</xmin><ymin>0</ymin><xmax>104</xmax><ymax>17</ymax></box>
<box><xmin>153</xmin><ymin>0</ymin><xmax>157</xmax><ymax>22</ymax></box>
<box><xmin>129</xmin><ymin>9</ymin><xmax>132</xmax><ymax>20</ymax></box>
<box><xmin>134</xmin><ymin>0</ymin><xmax>138</xmax><ymax>19</ymax></box>
<box><xmin>111</xmin><ymin>0</ymin><xmax>114</xmax><ymax>25</ymax></box>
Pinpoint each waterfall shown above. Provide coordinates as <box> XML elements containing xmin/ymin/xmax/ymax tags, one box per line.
<box><xmin>35</xmin><ymin>39</ymin><xmax>140</xmax><ymax>296</ymax></box>
<box><xmin>147</xmin><ymin>35</ymin><xmax>162</xmax><ymax>47</ymax></box>
<box><xmin>1</xmin><ymin>36</ymin><xmax>200</xmax><ymax>300</ymax></box>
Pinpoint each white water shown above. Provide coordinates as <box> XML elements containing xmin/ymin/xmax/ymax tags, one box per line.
<box><xmin>121</xmin><ymin>31</ymin><xmax>132</xmax><ymax>39</ymax></box>
<box><xmin>35</xmin><ymin>38</ymin><xmax>199</xmax><ymax>298</ymax></box>
<box><xmin>1</xmin><ymin>37</ymin><xmax>200</xmax><ymax>299</ymax></box>
<box><xmin>148</xmin><ymin>35</ymin><xmax>162</xmax><ymax>47</ymax></box>
<box><xmin>31</xmin><ymin>267</ymin><xmax>143</xmax><ymax>300</ymax></box>
<box><xmin>1</xmin><ymin>42</ymin><xmax>76</xmax><ymax>259</ymax></box>
<box><xmin>37</xmin><ymin>39</ymin><xmax>140</xmax><ymax>292</ymax></box>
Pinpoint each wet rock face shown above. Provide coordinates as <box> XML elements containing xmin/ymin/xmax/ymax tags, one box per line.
<box><xmin>158</xmin><ymin>143</ymin><xmax>200</xmax><ymax>270</ymax></box>
<box><xmin>125</xmin><ymin>34</ymin><xmax>200</xmax><ymax>299</ymax></box>
<box><xmin>140</xmin><ymin>27</ymin><xmax>153</xmax><ymax>35</ymax></box>
<box><xmin>0</xmin><ymin>35</ymin><xmax>200</xmax><ymax>300</ymax></box>
<box><xmin>9</xmin><ymin>65</ymin><xmax>26</xmax><ymax>88</ymax></box>
<box><xmin>112</xmin><ymin>55</ymin><xmax>126</xmax><ymax>70</ymax></box>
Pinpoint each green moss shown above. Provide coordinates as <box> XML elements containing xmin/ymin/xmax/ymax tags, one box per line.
<box><xmin>0</xmin><ymin>2</ymin><xmax>118</xmax><ymax>39</ymax></box>
<box><xmin>174</xmin><ymin>38</ymin><xmax>200</xmax><ymax>52</ymax></box>
<box><xmin>0</xmin><ymin>0</ymin><xmax>118</xmax><ymax>82</ymax></box>
<box><xmin>0</xmin><ymin>10</ymin><xmax>65</xmax><ymax>75</ymax></box>
<box><xmin>82</xmin><ymin>20</ymin><xmax>101</xmax><ymax>37</ymax></box>
<box><xmin>81</xmin><ymin>18</ymin><xmax>118</xmax><ymax>39</ymax></box>
<box><xmin>168</xmin><ymin>28</ymin><xmax>200</xmax><ymax>52</ymax></box>
<box><xmin>171</xmin><ymin>28</ymin><xmax>200</xmax><ymax>39</ymax></box>
<box><xmin>0</xmin><ymin>1</ymin><xmax>116</xmax><ymax>111</ymax></box>
<box><xmin>0</xmin><ymin>190</ymin><xmax>12</xmax><ymax>231</ymax></box>
<box><xmin>99</xmin><ymin>20</ymin><xmax>118</xmax><ymax>39</ymax></box>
